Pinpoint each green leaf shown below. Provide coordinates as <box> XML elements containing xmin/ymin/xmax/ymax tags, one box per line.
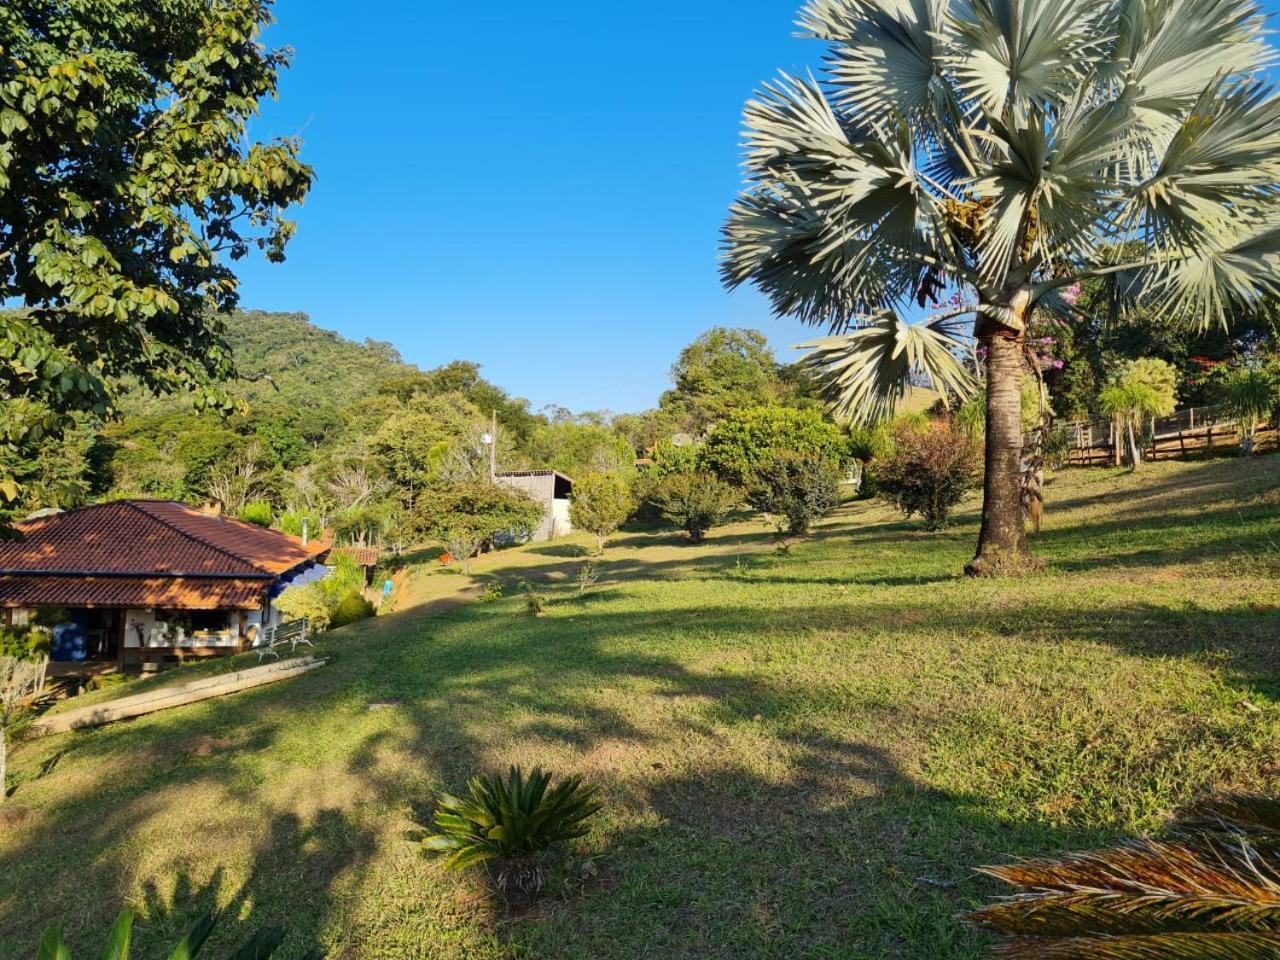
<box><xmin>98</xmin><ymin>909</ymin><xmax>134</xmax><ymax>960</ymax></box>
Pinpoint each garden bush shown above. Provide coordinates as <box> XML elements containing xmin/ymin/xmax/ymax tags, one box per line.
<box><xmin>0</xmin><ymin>627</ymin><xmax>49</xmax><ymax>661</ymax></box>
<box><xmin>699</xmin><ymin>406</ymin><xmax>846</xmax><ymax>491</ymax></box>
<box><xmin>274</xmin><ymin>583</ymin><xmax>332</xmax><ymax>633</ymax></box>
<box><xmin>236</xmin><ymin>500</ymin><xmax>274</xmax><ymax>527</ymax></box>
<box><xmin>329</xmin><ymin>590</ymin><xmax>375</xmax><ymax>628</ymax></box>
<box><xmin>649</xmin><ymin>472</ymin><xmax>739</xmax><ymax>543</ymax></box>
<box><xmin>749</xmin><ymin>452</ymin><xmax>841</xmax><ymax>536</ymax></box>
<box><xmin>410</xmin><ymin>481</ymin><xmax>544</xmax><ymax>573</ymax></box>
<box><xmin>876</xmin><ymin>419</ymin><xmax>981</xmax><ymax>530</ymax></box>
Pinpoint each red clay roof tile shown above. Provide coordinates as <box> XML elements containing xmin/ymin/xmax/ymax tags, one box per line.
<box><xmin>0</xmin><ymin>501</ymin><xmax>326</xmax><ymax>609</ymax></box>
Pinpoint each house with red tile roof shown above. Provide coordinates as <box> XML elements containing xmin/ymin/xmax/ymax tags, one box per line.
<box><xmin>0</xmin><ymin>500</ymin><xmax>330</xmax><ymax>665</ymax></box>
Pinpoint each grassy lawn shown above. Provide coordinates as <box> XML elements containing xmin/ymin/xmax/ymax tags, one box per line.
<box><xmin>2</xmin><ymin>456</ymin><xmax>1278</xmax><ymax>959</ymax></box>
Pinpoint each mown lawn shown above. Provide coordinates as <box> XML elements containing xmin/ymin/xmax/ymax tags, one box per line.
<box><xmin>2</xmin><ymin>456</ymin><xmax>1278</xmax><ymax>959</ymax></box>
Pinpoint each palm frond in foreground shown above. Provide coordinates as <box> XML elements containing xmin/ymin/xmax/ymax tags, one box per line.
<box><xmin>973</xmin><ymin>795</ymin><xmax>1280</xmax><ymax>958</ymax></box>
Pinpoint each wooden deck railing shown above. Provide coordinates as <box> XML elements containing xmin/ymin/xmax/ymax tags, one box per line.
<box><xmin>1061</xmin><ymin>404</ymin><xmax>1272</xmax><ymax>465</ymax></box>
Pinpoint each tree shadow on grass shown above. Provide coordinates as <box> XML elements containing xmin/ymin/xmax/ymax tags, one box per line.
<box><xmin>0</xmin><ymin>683</ymin><xmax>377</xmax><ymax>958</ymax></box>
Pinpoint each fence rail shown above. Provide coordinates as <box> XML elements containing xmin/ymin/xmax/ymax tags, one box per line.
<box><xmin>1061</xmin><ymin>404</ymin><xmax>1270</xmax><ymax>465</ymax></box>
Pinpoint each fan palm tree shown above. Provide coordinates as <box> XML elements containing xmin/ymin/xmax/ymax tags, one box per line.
<box><xmin>722</xmin><ymin>0</ymin><xmax>1280</xmax><ymax>575</ymax></box>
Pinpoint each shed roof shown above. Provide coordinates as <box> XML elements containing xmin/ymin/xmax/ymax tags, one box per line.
<box><xmin>495</xmin><ymin>470</ymin><xmax>574</xmax><ymax>483</ymax></box>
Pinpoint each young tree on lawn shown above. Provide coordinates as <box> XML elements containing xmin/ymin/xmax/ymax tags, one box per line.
<box><xmin>877</xmin><ymin>420</ymin><xmax>982</xmax><ymax>530</ymax></box>
<box><xmin>0</xmin><ymin>1</ymin><xmax>313</xmax><ymax>513</ymax></box>
<box><xmin>570</xmin><ymin>472</ymin><xmax>631</xmax><ymax>553</ymax></box>
<box><xmin>699</xmin><ymin>406</ymin><xmax>847</xmax><ymax>494</ymax></box>
<box><xmin>1097</xmin><ymin>358</ymin><xmax>1178</xmax><ymax>467</ymax></box>
<box><xmin>723</xmin><ymin>0</ymin><xmax>1280</xmax><ymax>575</ymax></box>
<box><xmin>749</xmin><ymin>451</ymin><xmax>842</xmax><ymax>537</ymax></box>
<box><xmin>411</xmin><ymin>482</ymin><xmax>544</xmax><ymax>574</ymax></box>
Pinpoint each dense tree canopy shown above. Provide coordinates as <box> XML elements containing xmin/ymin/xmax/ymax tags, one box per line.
<box><xmin>0</xmin><ymin>0</ymin><xmax>313</xmax><ymax>509</ymax></box>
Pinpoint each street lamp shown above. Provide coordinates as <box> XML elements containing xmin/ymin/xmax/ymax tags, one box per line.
<box><xmin>481</xmin><ymin>412</ymin><xmax>496</xmax><ymax>481</ymax></box>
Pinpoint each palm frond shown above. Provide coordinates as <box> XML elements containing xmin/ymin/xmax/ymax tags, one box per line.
<box><xmin>976</xmin><ymin>794</ymin><xmax>1280</xmax><ymax>958</ymax></box>
<box><xmin>992</xmin><ymin>932</ymin><xmax>1280</xmax><ymax>959</ymax></box>
<box><xmin>1120</xmin><ymin>78</ymin><xmax>1280</xmax><ymax>249</ymax></box>
<box><xmin>797</xmin><ymin>309</ymin><xmax>976</xmax><ymax>424</ymax></box>
<box><xmin>946</xmin><ymin>0</ymin><xmax>1111</xmax><ymax>118</ymax></box>
<box><xmin>1138</xmin><ymin>221</ymin><xmax>1280</xmax><ymax>330</ymax></box>
<box><xmin>1120</xmin><ymin>0</ymin><xmax>1272</xmax><ymax>125</ymax></box>
<box><xmin>726</xmin><ymin>75</ymin><xmax>956</xmax><ymax>326</ymax></box>
<box><xmin>802</xmin><ymin>0</ymin><xmax>953</xmax><ymax>130</ymax></box>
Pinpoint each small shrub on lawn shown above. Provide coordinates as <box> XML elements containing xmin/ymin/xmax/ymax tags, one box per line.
<box><xmin>876</xmin><ymin>419</ymin><xmax>981</xmax><ymax>530</ymax></box>
<box><xmin>649</xmin><ymin>472</ymin><xmax>739</xmax><ymax>543</ymax></box>
<box><xmin>423</xmin><ymin>766</ymin><xmax>601</xmax><ymax>901</ymax></box>
<box><xmin>329</xmin><ymin>590</ymin><xmax>375</xmax><ymax>628</ymax></box>
<box><xmin>575</xmin><ymin>561</ymin><xmax>599</xmax><ymax>597</ymax></box>
<box><xmin>748</xmin><ymin>451</ymin><xmax>841</xmax><ymax>537</ymax></box>
<box><xmin>519</xmin><ymin>581</ymin><xmax>547</xmax><ymax>617</ymax></box>
<box><xmin>33</xmin><ymin>907</ymin><xmax>286</xmax><ymax>959</ymax></box>
<box><xmin>0</xmin><ymin>627</ymin><xmax>49</xmax><ymax>661</ymax></box>
<box><xmin>478</xmin><ymin>581</ymin><xmax>504</xmax><ymax>603</ymax></box>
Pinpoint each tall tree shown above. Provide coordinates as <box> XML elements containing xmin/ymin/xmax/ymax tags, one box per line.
<box><xmin>660</xmin><ymin>328</ymin><xmax>784</xmax><ymax>433</ymax></box>
<box><xmin>0</xmin><ymin>0</ymin><xmax>312</xmax><ymax>510</ymax></box>
<box><xmin>722</xmin><ymin>0</ymin><xmax>1280</xmax><ymax>574</ymax></box>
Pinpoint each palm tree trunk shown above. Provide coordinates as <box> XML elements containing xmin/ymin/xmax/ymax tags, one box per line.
<box><xmin>967</xmin><ymin>332</ymin><xmax>1030</xmax><ymax>576</ymax></box>
<box><xmin>0</xmin><ymin>725</ymin><xmax>7</xmax><ymax>805</ymax></box>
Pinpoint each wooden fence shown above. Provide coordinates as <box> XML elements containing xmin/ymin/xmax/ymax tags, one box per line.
<box><xmin>1062</xmin><ymin>405</ymin><xmax>1273</xmax><ymax>465</ymax></box>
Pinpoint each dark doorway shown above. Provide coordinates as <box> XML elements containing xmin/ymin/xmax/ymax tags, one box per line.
<box><xmin>81</xmin><ymin>609</ymin><xmax>122</xmax><ymax>660</ymax></box>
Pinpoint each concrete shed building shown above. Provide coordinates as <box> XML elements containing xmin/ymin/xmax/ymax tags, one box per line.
<box><xmin>494</xmin><ymin>470</ymin><xmax>573</xmax><ymax>541</ymax></box>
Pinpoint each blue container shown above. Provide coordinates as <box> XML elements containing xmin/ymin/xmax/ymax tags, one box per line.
<box><xmin>51</xmin><ymin>622</ymin><xmax>88</xmax><ymax>662</ymax></box>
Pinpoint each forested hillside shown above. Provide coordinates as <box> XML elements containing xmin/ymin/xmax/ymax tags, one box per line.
<box><xmin>12</xmin><ymin>315</ymin><xmax>820</xmax><ymax>551</ymax></box>
<box><xmin>120</xmin><ymin>311</ymin><xmax>415</xmax><ymax>417</ymax></box>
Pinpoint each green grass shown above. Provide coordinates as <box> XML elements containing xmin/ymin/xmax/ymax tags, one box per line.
<box><xmin>2</xmin><ymin>457</ymin><xmax>1278</xmax><ymax>959</ymax></box>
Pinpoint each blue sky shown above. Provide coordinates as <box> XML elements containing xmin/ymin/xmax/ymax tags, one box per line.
<box><xmin>237</xmin><ymin>0</ymin><xmax>1280</xmax><ymax>416</ymax></box>
<box><xmin>235</xmin><ymin>1</ymin><xmax>824</xmax><ymax>415</ymax></box>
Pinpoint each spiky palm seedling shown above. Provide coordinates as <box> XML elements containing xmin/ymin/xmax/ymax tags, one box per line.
<box><xmin>1218</xmin><ymin>367</ymin><xmax>1276</xmax><ymax>454</ymax></box>
<box><xmin>423</xmin><ymin>766</ymin><xmax>602</xmax><ymax>899</ymax></box>
<box><xmin>35</xmin><ymin>908</ymin><xmax>295</xmax><ymax>959</ymax></box>
<box><xmin>973</xmin><ymin>795</ymin><xmax>1280</xmax><ymax>958</ymax></box>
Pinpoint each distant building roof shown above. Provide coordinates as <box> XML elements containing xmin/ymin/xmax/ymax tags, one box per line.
<box><xmin>0</xmin><ymin>501</ymin><xmax>327</xmax><ymax>610</ymax></box>
<box><xmin>331</xmin><ymin>546</ymin><xmax>380</xmax><ymax>567</ymax></box>
<box><xmin>495</xmin><ymin>470</ymin><xmax>574</xmax><ymax>483</ymax></box>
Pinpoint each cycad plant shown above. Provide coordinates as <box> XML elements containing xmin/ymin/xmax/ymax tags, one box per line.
<box><xmin>35</xmin><ymin>908</ymin><xmax>292</xmax><ymax>960</ymax></box>
<box><xmin>1218</xmin><ymin>366</ymin><xmax>1276</xmax><ymax>454</ymax></box>
<box><xmin>423</xmin><ymin>766</ymin><xmax>602</xmax><ymax>899</ymax></box>
<box><xmin>722</xmin><ymin>0</ymin><xmax>1280</xmax><ymax>575</ymax></box>
<box><xmin>973</xmin><ymin>795</ymin><xmax>1280</xmax><ymax>958</ymax></box>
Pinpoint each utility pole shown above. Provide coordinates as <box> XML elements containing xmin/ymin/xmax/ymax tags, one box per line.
<box><xmin>483</xmin><ymin>410</ymin><xmax>497</xmax><ymax>482</ymax></box>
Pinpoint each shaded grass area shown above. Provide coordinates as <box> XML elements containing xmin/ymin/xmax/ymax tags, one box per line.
<box><xmin>1</xmin><ymin>457</ymin><xmax>1278</xmax><ymax>958</ymax></box>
